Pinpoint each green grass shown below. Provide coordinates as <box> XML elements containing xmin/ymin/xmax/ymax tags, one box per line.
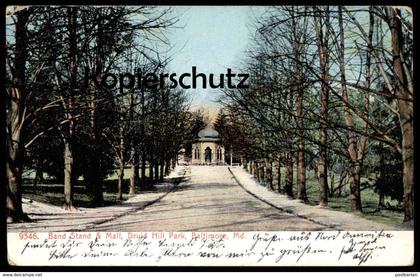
<box><xmin>22</xmin><ymin>180</ymin><xmax>131</xmax><ymax>208</ymax></box>
<box><xmin>21</xmin><ymin>165</ymin><xmax>162</xmax><ymax>208</ymax></box>
<box><xmin>106</xmin><ymin>167</ymin><xmax>151</xmax><ymax>180</ymax></box>
<box><xmin>304</xmin><ymin>170</ymin><xmax>403</xmax><ymax>226</ymax></box>
<box><xmin>248</xmin><ymin>165</ymin><xmax>404</xmax><ymax>226</ymax></box>
<box><xmin>22</xmin><ymin>166</ymin><xmax>152</xmax><ymax>181</ymax></box>
<box><xmin>24</xmin><ymin>189</ymin><xmax>130</xmax><ymax>208</ymax></box>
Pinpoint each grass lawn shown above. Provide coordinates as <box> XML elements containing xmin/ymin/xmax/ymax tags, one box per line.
<box><xmin>21</xmin><ymin>166</ymin><xmax>159</xmax><ymax>208</ymax></box>
<box><xmin>106</xmin><ymin>167</ymin><xmax>151</xmax><ymax>180</ymax></box>
<box><xmin>304</xmin><ymin>170</ymin><xmax>404</xmax><ymax>226</ymax></box>
<box><xmin>249</xmin><ymin>166</ymin><xmax>404</xmax><ymax>226</ymax></box>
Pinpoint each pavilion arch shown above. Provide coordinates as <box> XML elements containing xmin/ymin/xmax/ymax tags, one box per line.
<box><xmin>191</xmin><ymin>127</ymin><xmax>225</xmax><ymax>165</ymax></box>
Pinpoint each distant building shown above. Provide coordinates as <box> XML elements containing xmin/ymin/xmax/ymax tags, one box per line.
<box><xmin>191</xmin><ymin>128</ymin><xmax>225</xmax><ymax>165</ymax></box>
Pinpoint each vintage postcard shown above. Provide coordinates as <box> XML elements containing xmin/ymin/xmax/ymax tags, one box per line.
<box><xmin>4</xmin><ymin>5</ymin><xmax>414</xmax><ymax>268</ymax></box>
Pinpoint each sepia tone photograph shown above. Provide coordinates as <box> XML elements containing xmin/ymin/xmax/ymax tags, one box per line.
<box><xmin>3</xmin><ymin>5</ymin><xmax>414</xmax><ymax>267</ymax></box>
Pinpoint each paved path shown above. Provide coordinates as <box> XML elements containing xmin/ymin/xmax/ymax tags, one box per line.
<box><xmin>8</xmin><ymin>166</ymin><xmax>396</xmax><ymax>232</ymax></box>
<box><xmin>229</xmin><ymin>167</ymin><xmax>397</xmax><ymax>230</ymax></box>
<box><xmin>91</xmin><ymin>166</ymin><xmax>326</xmax><ymax>231</ymax></box>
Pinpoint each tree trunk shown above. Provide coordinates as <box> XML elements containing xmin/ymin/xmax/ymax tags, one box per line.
<box><xmin>276</xmin><ymin>156</ymin><xmax>282</xmax><ymax>193</ymax></box>
<box><xmin>284</xmin><ymin>129</ymin><xmax>294</xmax><ymax>197</ymax></box>
<box><xmin>154</xmin><ymin>162</ymin><xmax>159</xmax><ymax>181</ymax></box>
<box><xmin>6</xmin><ymin>8</ymin><xmax>30</xmax><ymax>223</ymax></box>
<box><xmin>249</xmin><ymin>160</ymin><xmax>253</xmax><ymax>175</ymax></box>
<box><xmin>63</xmin><ymin>139</ymin><xmax>75</xmax><ymax>210</ymax></box>
<box><xmin>6</xmin><ymin>153</ymin><xmax>27</xmax><ymax>222</ymax></box>
<box><xmin>378</xmin><ymin>142</ymin><xmax>386</xmax><ymax>208</ymax></box>
<box><xmin>378</xmin><ymin>189</ymin><xmax>385</xmax><ymax>209</ymax></box>
<box><xmin>259</xmin><ymin>162</ymin><xmax>264</xmax><ymax>183</ymax></box>
<box><xmin>117</xmin><ymin>127</ymin><xmax>125</xmax><ymax>201</ymax></box>
<box><xmin>338</xmin><ymin>7</ymin><xmax>368</xmax><ymax>212</ymax></box>
<box><xmin>85</xmin><ymin>156</ymin><xmax>103</xmax><ymax>206</ymax></box>
<box><xmin>139</xmin><ymin>86</ymin><xmax>147</xmax><ymax>189</ymax></box>
<box><xmin>33</xmin><ymin>161</ymin><xmax>44</xmax><ymax>190</ymax></box>
<box><xmin>337</xmin><ymin>170</ymin><xmax>347</xmax><ymax>197</ymax></box>
<box><xmin>159</xmin><ymin>160</ymin><xmax>164</xmax><ymax>180</ymax></box>
<box><xmin>172</xmin><ymin>156</ymin><xmax>177</xmax><ymax>169</ymax></box>
<box><xmin>292</xmin><ymin>8</ymin><xmax>307</xmax><ymax>202</ymax></box>
<box><xmin>344</xmin><ymin>7</ymin><xmax>412</xmax><ymax>220</ymax></box>
<box><xmin>350</xmin><ymin>163</ymin><xmax>362</xmax><ymax>211</ymax></box>
<box><xmin>62</xmin><ymin>7</ymin><xmax>78</xmax><ymax>211</ymax></box>
<box><xmin>347</xmin><ymin>158</ymin><xmax>363</xmax><ymax>211</ymax></box>
<box><xmin>140</xmin><ymin>152</ymin><xmax>146</xmax><ymax>190</ymax></box>
<box><xmin>285</xmin><ymin>152</ymin><xmax>293</xmax><ymax>197</ymax></box>
<box><xmin>329</xmin><ymin>171</ymin><xmax>335</xmax><ymax>197</ymax></box>
<box><xmin>318</xmin><ymin>154</ymin><xmax>328</xmax><ymax>206</ymax></box>
<box><xmin>149</xmin><ymin>160</ymin><xmax>154</xmax><ymax>182</ymax></box>
<box><xmin>314</xmin><ymin>7</ymin><xmax>329</xmax><ymax>207</ymax></box>
<box><xmin>129</xmin><ymin>153</ymin><xmax>139</xmax><ymax>196</ymax></box>
<box><xmin>255</xmin><ymin>162</ymin><xmax>259</xmax><ymax>181</ymax></box>
<box><xmin>266</xmin><ymin>159</ymin><xmax>273</xmax><ymax>190</ymax></box>
<box><xmin>296</xmin><ymin>92</ymin><xmax>307</xmax><ymax>201</ymax></box>
<box><xmin>256</xmin><ymin>162</ymin><xmax>261</xmax><ymax>182</ymax></box>
<box><xmin>33</xmin><ymin>168</ymin><xmax>39</xmax><ymax>189</ymax></box>
<box><xmin>165</xmin><ymin>159</ymin><xmax>171</xmax><ymax>175</ymax></box>
<box><xmin>387</xmin><ymin>7</ymin><xmax>414</xmax><ymax>222</ymax></box>
<box><xmin>117</xmin><ymin>159</ymin><xmax>124</xmax><ymax>202</ymax></box>
<box><xmin>86</xmin><ymin>9</ymin><xmax>105</xmax><ymax>207</ymax></box>
<box><xmin>6</xmin><ymin>142</ymin><xmax>26</xmax><ymax>221</ymax></box>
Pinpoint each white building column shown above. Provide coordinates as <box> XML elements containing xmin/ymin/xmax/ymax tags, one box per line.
<box><xmin>221</xmin><ymin>147</ymin><xmax>225</xmax><ymax>164</ymax></box>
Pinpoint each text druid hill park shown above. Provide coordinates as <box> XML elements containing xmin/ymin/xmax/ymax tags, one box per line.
<box><xmin>84</xmin><ymin>66</ymin><xmax>250</xmax><ymax>93</ymax></box>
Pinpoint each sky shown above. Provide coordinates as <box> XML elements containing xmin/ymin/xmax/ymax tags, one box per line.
<box><xmin>164</xmin><ymin>6</ymin><xmax>267</xmax><ymax>120</ymax></box>
<box><xmin>6</xmin><ymin>6</ymin><xmax>267</xmax><ymax>122</ymax></box>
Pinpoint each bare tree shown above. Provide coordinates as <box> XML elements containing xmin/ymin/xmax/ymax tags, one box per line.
<box><xmin>314</xmin><ymin>6</ymin><xmax>330</xmax><ymax>207</ymax></box>
<box><xmin>6</xmin><ymin>8</ymin><xmax>30</xmax><ymax>222</ymax></box>
<box><xmin>344</xmin><ymin>6</ymin><xmax>413</xmax><ymax>221</ymax></box>
<box><xmin>336</xmin><ymin>6</ymin><xmax>371</xmax><ymax>212</ymax></box>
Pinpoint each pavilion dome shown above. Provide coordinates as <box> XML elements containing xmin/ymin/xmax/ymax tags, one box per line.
<box><xmin>198</xmin><ymin>127</ymin><xmax>220</xmax><ymax>138</ymax></box>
